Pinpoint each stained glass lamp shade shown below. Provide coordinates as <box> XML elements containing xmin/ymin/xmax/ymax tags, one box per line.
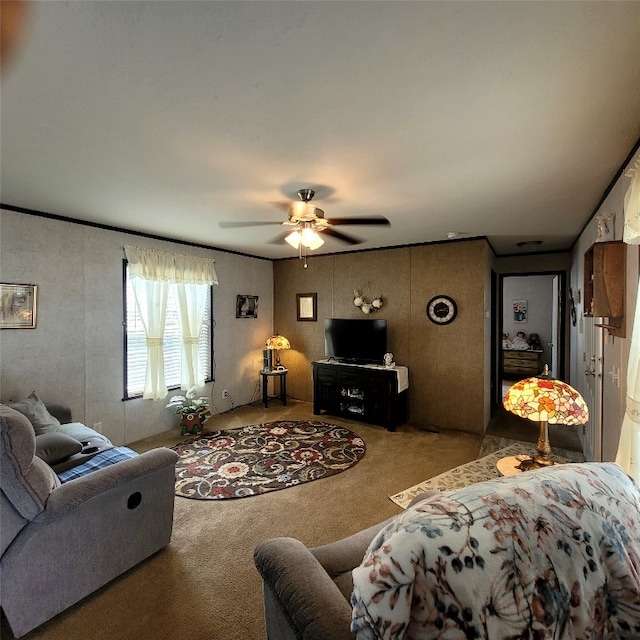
<box><xmin>503</xmin><ymin>366</ymin><xmax>589</xmax><ymax>470</ymax></box>
<box><xmin>265</xmin><ymin>334</ymin><xmax>290</xmax><ymax>367</ymax></box>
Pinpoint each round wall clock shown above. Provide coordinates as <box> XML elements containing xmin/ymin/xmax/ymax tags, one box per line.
<box><xmin>426</xmin><ymin>295</ymin><xmax>458</xmax><ymax>325</ymax></box>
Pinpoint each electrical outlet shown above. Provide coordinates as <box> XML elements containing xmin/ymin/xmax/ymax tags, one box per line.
<box><xmin>92</xmin><ymin>421</ymin><xmax>103</xmax><ymax>433</ymax></box>
<box><xmin>222</xmin><ymin>390</ymin><xmax>230</xmax><ymax>399</ymax></box>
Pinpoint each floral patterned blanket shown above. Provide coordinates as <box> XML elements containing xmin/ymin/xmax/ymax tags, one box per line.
<box><xmin>351</xmin><ymin>462</ymin><xmax>640</xmax><ymax>640</ymax></box>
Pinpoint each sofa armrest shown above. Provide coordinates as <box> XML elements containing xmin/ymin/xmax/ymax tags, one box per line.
<box><xmin>310</xmin><ymin>521</ymin><xmax>389</xmax><ymax>579</ymax></box>
<box><xmin>43</xmin><ymin>448</ymin><xmax>178</xmax><ymax>516</ymax></box>
<box><xmin>255</xmin><ymin>537</ymin><xmax>356</xmax><ymax>640</ymax></box>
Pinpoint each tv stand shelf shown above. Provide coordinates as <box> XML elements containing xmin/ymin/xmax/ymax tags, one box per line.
<box><xmin>312</xmin><ymin>360</ymin><xmax>408</xmax><ymax>431</ymax></box>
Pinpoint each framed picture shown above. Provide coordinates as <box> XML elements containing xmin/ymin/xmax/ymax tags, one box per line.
<box><xmin>296</xmin><ymin>293</ymin><xmax>318</xmax><ymax>322</ymax></box>
<box><xmin>296</xmin><ymin>293</ymin><xmax>317</xmax><ymax>322</ymax></box>
<box><xmin>236</xmin><ymin>295</ymin><xmax>258</xmax><ymax>318</ymax></box>
<box><xmin>513</xmin><ymin>299</ymin><xmax>528</xmax><ymax>323</ymax></box>
<box><xmin>1</xmin><ymin>283</ymin><xmax>38</xmax><ymax>329</ymax></box>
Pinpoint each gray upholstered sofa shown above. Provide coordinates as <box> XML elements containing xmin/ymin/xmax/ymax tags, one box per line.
<box><xmin>0</xmin><ymin>402</ymin><xmax>179</xmax><ymax>638</ymax></box>
<box><xmin>254</xmin><ymin>463</ymin><xmax>640</xmax><ymax>640</ymax></box>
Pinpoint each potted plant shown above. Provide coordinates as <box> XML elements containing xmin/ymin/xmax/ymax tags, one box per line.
<box><xmin>165</xmin><ymin>388</ymin><xmax>211</xmax><ymax>435</ymax></box>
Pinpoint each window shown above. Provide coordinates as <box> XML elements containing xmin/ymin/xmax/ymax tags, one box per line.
<box><xmin>124</xmin><ymin>265</ymin><xmax>212</xmax><ymax>399</ymax></box>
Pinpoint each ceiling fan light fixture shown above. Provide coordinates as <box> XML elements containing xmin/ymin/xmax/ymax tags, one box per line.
<box><xmin>228</xmin><ymin>185</ymin><xmax>388</xmax><ymax>264</ymax></box>
<box><xmin>300</xmin><ymin>227</ymin><xmax>324</xmax><ymax>250</ymax></box>
<box><xmin>285</xmin><ymin>229</ymin><xmax>302</xmax><ymax>249</ymax></box>
<box><xmin>285</xmin><ymin>226</ymin><xmax>324</xmax><ymax>251</ymax></box>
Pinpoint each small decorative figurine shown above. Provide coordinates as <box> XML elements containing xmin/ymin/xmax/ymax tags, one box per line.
<box><xmin>527</xmin><ymin>333</ymin><xmax>542</xmax><ymax>350</ymax></box>
<box><xmin>509</xmin><ymin>331</ymin><xmax>529</xmax><ymax>350</ymax></box>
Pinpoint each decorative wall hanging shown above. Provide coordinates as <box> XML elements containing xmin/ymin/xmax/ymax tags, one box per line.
<box><xmin>513</xmin><ymin>299</ymin><xmax>528</xmax><ymax>323</ymax></box>
<box><xmin>236</xmin><ymin>295</ymin><xmax>259</xmax><ymax>318</ymax></box>
<box><xmin>426</xmin><ymin>295</ymin><xmax>457</xmax><ymax>325</ymax></box>
<box><xmin>569</xmin><ymin>287</ymin><xmax>578</xmax><ymax>327</ymax></box>
<box><xmin>595</xmin><ymin>212</ymin><xmax>615</xmax><ymax>242</ymax></box>
<box><xmin>353</xmin><ymin>283</ymin><xmax>383</xmax><ymax>315</ymax></box>
<box><xmin>0</xmin><ymin>283</ymin><xmax>37</xmax><ymax>329</ymax></box>
<box><xmin>296</xmin><ymin>292</ymin><xmax>317</xmax><ymax>321</ymax></box>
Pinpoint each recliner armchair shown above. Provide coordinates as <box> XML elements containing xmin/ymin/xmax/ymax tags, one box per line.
<box><xmin>0</xmin><ymin>404</ymin><xmax>179</xmax><ymax>638</ymax></box>
<box><xmin>255</xmin><ymin>464</ymin><xmax>640</xmax><ymax>640</ymax></box>
<box><xmin>253</xmin><ymin>492</ymin><xmax>438</xmax><ymax>640</ymax></box>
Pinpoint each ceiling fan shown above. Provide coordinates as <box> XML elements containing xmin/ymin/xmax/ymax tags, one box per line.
<box><xmin>219</xmin><ymin>188</ymin><xmax>391</xmax><ymax>250</ymax></box>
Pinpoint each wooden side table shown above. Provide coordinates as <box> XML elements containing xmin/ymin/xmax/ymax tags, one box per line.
<box><xmin>260</xmin><ymin>369</ymin><xmax>288</xmax><ymax>408</ymax></box>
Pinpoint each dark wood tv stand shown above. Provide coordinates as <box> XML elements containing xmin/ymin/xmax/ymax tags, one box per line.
<box><xmin>312</xmin><ymin>360</ymin><xmax>408</xmax><ymax>431</ymax></box>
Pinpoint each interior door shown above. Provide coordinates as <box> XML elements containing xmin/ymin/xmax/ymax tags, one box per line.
<box><xmin>582</xmin><ymin>317</ymin><xmax>603</xmax><ymax>461</ymax></box>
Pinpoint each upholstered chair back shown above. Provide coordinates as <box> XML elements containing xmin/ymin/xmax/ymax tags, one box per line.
<box><xmin>0</xmin><ymin>405</ymin><xmax>60</xmax><ymax>555</ymax></box>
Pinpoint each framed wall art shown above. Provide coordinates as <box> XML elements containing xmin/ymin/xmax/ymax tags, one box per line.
<box><xmin>1</xmin><ymin>283</ymin><xmax>38</xmax><ymax>329</ymax></box>
<box><xmin>296</xmin><ymin>292</ymin><xmax>317</xmax><ymax>322</ymax></box>
<box><xmin>513</xmin><ymin>299</ymin><xmax>528</xmax><ymax>323</ymax></box>
<box><xmin>236</xmin><ymin>295</ymin><xmax>258</xmax><ymax>318</ymax></box>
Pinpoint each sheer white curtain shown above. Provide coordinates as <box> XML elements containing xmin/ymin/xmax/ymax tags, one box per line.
<box><xmin>615</xmin><ymin>158</ymin><xmax>640</xmax><ymax>479</ymax></box>
<box><xmin>124</xmin><ymin>245</ymin><xmax>219</xmax><ymax>399</ymax></box>
<box><xmin>129</xmin><ymin>278</ymin><xmax>169</xmax><ymax>400</ymax></box>
<box><xmin>175</xmin><ymin>282</ymin><xmax>209</xmax><ymax>389</ymax></box>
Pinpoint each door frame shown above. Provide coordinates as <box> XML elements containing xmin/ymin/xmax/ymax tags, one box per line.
<box><xmin>495</xmin><ymin>270</ymin><xmax>567</xmax><ymax>406</ymax></box>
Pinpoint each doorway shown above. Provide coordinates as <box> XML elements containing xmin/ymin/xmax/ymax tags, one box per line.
<box><xmin>496</xmin><ymin>271</ymin><xmax>566</xmax><ymax>405</ymax></box>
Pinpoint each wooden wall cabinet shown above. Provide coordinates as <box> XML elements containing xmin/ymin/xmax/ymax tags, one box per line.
<box><xmin>584</xmin><ymin>241</ymin><xmax>626</xmax><ymax>337</ymax></box>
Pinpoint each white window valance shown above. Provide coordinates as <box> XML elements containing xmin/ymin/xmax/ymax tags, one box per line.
<box><xmin>623</xmin><ymin>158</ymin><xmax>640</xmax><ymax>245</ymax></box>
<box><xmin>124</xmin><ymin>245</ymin><xmax>219</xmax><ymax>285</ymax></box>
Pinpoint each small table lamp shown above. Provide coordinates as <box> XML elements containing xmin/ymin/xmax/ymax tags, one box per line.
<box><xmin>503</xmin><ymin>365</ymin><xmax>589</xmax><ymax>471</ymax></box>
<box><xmin>265</xmin><ymin>333</ymin><xmax>290</xmax><ymax>368</ymax></box>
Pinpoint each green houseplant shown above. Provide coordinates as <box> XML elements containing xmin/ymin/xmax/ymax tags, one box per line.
<box><xmin>165</xmin><ymin>388</ymin><xmax>211</xmax><ymax>435</ymax></box>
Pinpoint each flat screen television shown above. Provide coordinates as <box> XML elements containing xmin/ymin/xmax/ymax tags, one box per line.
<box><xmin>324</xmin><ymin>318</ymin><xmax>387</xmax><ymax>364</ymax></box>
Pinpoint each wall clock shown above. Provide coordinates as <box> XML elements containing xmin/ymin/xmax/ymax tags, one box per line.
<box><xmin>426</xmin><ymin>295</ymin><xmax>458</xmax><ymax>325</ymax></box>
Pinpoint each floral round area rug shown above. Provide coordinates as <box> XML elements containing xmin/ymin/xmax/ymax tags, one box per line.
<box><xmin>171</xmin><ymin>420</ymin><xmax>366</xmax><ymax>500</ymax></box>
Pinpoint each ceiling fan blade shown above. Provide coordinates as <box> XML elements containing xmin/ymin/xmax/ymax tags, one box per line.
<box><xmin>323</xmin><ymin>227</ymin><xmax>362</xmax><ymax>245</ymax></box>
<box><xmin>325</xmin><ymin>216</ymin><xmax>390</xmax><ymax>226</ymax></box>
<box><xmin>219</xmin><ymin>221</ymin><xmax>283</xmax><ymax>229</ymax></box>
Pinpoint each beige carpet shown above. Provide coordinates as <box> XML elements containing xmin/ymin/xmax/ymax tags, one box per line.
<box><xmin>1</xmin><ymin>400</ymin><xmax>484</xmax><ymax>640</ymax></box>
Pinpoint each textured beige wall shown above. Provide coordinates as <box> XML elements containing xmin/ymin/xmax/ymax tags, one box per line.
<box><xmin>274</xmin><ymin>239</ymin><xmax>490</xmax><ymax>434</ymax></box>
<box><xmin>409</xmin><ymin>242</ymin><xmax>488</xmax><ymax>433</ymax></box>
<box><xmin>0</xmin><ymin>209</ymin><xmax>274</xmax><ymax>445</ymax></box>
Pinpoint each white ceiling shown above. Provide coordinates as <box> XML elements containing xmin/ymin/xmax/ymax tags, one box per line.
<box><xmin>2</xmin><ymin>1</ymin><xmax>639</xmax><ymax>259</ymax></box>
